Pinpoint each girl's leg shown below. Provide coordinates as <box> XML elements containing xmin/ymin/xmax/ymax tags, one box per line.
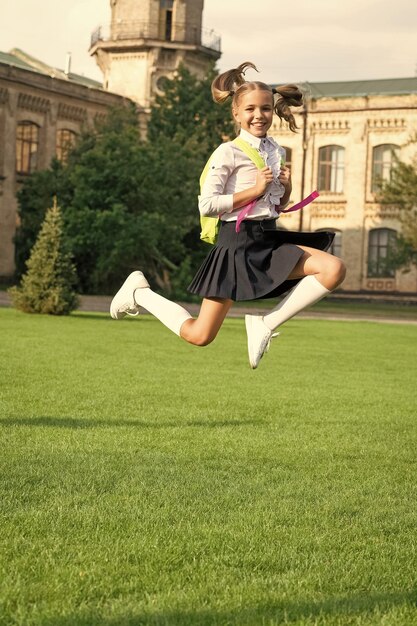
<box><xmin>180</xmin><ymin>297</ymin><xmax>233</xmax><ymax>346</ymax></box>
<box><xmin>262</xmin><ymin>246</ymin><xmax>346</xmax><ymax>330</ymax></box>
<box><xmin>135</xmin><ymin>288</ymin><xmax>232</xmax><ymax>346</ymax></box>
<box><xmin>245</xmin><ymin>248</ymin><xmax>346</xmax><ymax>368</ymax></box>
<box><xmin>110</xmin><ymin>271</ymin><xmax>232</xmax><ymax>346</ymax></box>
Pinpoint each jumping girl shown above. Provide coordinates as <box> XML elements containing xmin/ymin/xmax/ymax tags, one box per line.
<box><xmin>111</xmin><ymin>62</ymin><xmax>346</xmax><ymax>369</ymax></box>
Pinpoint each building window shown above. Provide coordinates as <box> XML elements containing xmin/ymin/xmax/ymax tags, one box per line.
<box><xmin>317</xmin><ymin>229</ymin><xmax>342</xmax><ymax>258</ymax></box>
<box><xmin>367</xmin><ymin>228</ymin><xmax>397</xmax><ymax>278</ymax></box>
<box><xmin>16</xmin><ymin>121</ymin><xmax>39</xmax><ymax>175</ymax></box>
<box><xmin>56</xmin><ymin>129</ymin><xmax>77</xmax><ymax>163</ymax></box>
<box><xmin>318</xmin><ymin>145</ymin><xmax>345</xmax><ymax>193</ymax></box>
<box><xmin>281</xmin><ymin>146</ymin><xmax>292</xmax><ymax>170</ymax></box>
<box><xmin>371</xmin><ymin>144</ymin><xmax>399</xmax><ymax>193</ymax></box>
<box><xmin>160</xmin><ymin>0</ymin><xmax>174</xmax><ymax>40</ymax></box>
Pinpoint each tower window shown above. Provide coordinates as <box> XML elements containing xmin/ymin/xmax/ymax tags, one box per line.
<box><xmin>165</xmin><ymin>9</ymin><xmax>173</xmax><ymax>40</ymax></box>
<box><xmin>160</xmin><ymin>0</ymin><xmax>174</xmax><ymax>41</ymax></box>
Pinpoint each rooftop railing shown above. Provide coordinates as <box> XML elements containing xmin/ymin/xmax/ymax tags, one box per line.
<box><xmin>91</xmin><ymin>21</ymin><xmax>221</xmax><ymax>53</ymax></box>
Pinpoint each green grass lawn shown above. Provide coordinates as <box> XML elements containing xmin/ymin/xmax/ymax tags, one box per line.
<box><xmin>0</xmin><ymin>308</ymin><xmax>416</xmax><ymax>626</ymax></box>
<box><xmin>241</xmin><ymin>298</ymin><xmax>417</xmax><ymax>320</ymax></box>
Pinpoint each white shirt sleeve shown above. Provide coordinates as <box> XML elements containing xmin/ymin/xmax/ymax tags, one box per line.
<box><xmin>198</xmin><ymin>143</ymin><xmax>235</xmax><ymax>217</ymax></box>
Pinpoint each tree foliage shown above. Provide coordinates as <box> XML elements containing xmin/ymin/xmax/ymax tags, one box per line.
<box><xmin>14</xmin><ymin>65</ymin><xmax>234</xmax><ymax>295</ymax></box>
<box><xmin>148</xmin><ymin>63</ymin><xmax>233</xmax><ymax>150</ymax></box>
<box><xmin>9</xmin><ymin>199</ymin><xmax>78</xmax><ymax>315</ymax></box>
<box><xmin>378</xmin><ymin>157</ymin><xmax>417</xmax><ymax>270</ymax></box>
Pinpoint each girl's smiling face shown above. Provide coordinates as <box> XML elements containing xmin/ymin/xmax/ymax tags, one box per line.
<box><xmin>232</xmin><ymin>88</ymin><xmax>274</xmax><ymax>138</ymax></box>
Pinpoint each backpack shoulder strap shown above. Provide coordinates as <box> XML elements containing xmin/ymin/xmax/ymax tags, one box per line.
<box><xmin>200</xmin><ymin>138</ymin><xmax>265</xmax><ymax>189</ymax></box>
<box><xmin>199</xmin><ymin>149</ymin><xmax>219</xmax><ymax>245</ymax></box>
<box><xmin>232</xmin><ymin>137</ymin><xmax>266</xmax><ymax>170</ymax></box>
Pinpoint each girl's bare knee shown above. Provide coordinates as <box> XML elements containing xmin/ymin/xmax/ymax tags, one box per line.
<box><xmin>189</xmin><ymin>328</ymin><xmax>217</xmax><ymax>346</ymax></box>
<box><xmin>183</xmin><ymin>335</ymin><xmax>214</xmax><ymax>347</ymax></box>
<box><xmin>328</xmin><ymin>257</ymin><xmax>346</xmax><ymax>287</ymax></box>
<box><xmin>180</xmin><ymin>326</ymin><xmax>216</xmax><ymax>347</ymax></box>
<box><xmin>192</xmin><ymin>335</ymin><xmax>214</xmax><ymax>347</ymax></box>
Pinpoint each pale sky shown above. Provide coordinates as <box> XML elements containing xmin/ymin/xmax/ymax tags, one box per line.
<box><xmin>1</xmin><ymin>0</ymin><xmax>416</xmax><ymax>85</ymax></box>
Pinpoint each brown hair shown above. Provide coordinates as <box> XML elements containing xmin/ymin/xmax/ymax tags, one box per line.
<box><xmin>211</xmin><ymin>62</ymin><xmax>304</xmax><ymax>132</ymax></box>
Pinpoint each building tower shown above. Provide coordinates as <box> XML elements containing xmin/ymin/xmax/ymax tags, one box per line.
<box><xmin>89</xmin><ymin>0</ymin><xmax>221</xmax><ymax>109</ymax></box>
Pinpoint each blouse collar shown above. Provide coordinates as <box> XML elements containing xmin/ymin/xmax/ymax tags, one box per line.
<box><xmin>239</xmin><ymin>128</ymin><xmax>277</xmax><ymax>151</ymax></box>
<box><xmin>239</xmin><ymin>128</ymin><xmax>262</xmax><ymax>149</ymax></box>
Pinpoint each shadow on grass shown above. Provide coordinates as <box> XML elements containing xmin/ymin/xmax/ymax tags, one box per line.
<box><xmin>39</xmin><ymin>590</ymin><xmax>417</xmax><ymax>625</ymax></box>
<box><xmin>0</xmin><ymin>416</ymin><xmax>265</xmax><ymax>429</ymax></box>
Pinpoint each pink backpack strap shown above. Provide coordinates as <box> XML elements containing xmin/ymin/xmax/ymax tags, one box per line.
<box><xmin>235</xmin><ymin>191</ymin><xmax>319</xmax><ymax>233</ymax></box>
<box><xmin>235</xmin><ymin>200</ymin><xmax>258</xmax><ymax>232</ymax></box>
<box><xmin>279</xmin><ymin>190</ymin><xmax>319</xmax><ymax>213</ymax></box>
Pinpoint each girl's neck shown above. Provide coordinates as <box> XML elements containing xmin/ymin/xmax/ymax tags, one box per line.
<box><xmin>240</xmin><ymin>128</ymin><xmax>268</xmax><ymax>141</ymax></box>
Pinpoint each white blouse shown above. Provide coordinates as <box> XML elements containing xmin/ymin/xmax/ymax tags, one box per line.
<box><xmin>198</xmin><ymin>128</ymin><xmax>287</xmax><ymax>222</ymax></box>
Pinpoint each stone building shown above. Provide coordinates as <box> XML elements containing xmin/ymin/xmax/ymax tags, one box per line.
<box><xmin>1</xmin><ymin>0</ymin><xmax>416</xmax><ymax>295</ymax></box>
<box><xmin>0</xmin><ymin>48</ymin><xmax>130</xmax><ymax>278</ymax></box>
<box><xmin>273</xmin><ymin>78</ymin><xmax>417</xmax><ymax>294</ymax></box>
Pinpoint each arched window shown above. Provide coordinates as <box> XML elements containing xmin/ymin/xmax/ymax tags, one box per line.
<box><xmin>371</xmin><ymin>144</ymin><xmax>399</xmax><ymax>192</ymax></box>
<box><xmin>16</xmin><ymin>121</ymin><xmax>39</xmax><ymax>174</ymax></box>
<box><xmin>318</xmin><ymin>145</ymin><xmax>345</xmax><ymax>193</ymax></box>
<box><xmin>56</xmin><ymin>129</ymin><xmax>77</xmax><ymax>164</ymax></box>
<box><xmin>316</xmin><ymin>228</ymin><xmax>342</xmax><ymax>258</ymax></box>
<box><xmin>281</xmin><ymin>146</ymin><xmax>292</xmax><ymax>170</ymax></box>
<box><xmin>367</xmin><ymin>228</ymin><xmax>397</xmax><ymax>278</ymax></box>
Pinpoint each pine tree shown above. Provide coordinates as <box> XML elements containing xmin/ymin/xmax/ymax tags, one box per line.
<box><xmin>9</xmin><ymin>198</ymin><xmax>79</xmax><ymax>314</ymax></box>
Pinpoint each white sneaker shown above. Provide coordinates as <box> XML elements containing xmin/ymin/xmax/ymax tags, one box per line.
<box><xmin>110</xmin><ymin>271</ymin><xmax>149</xmax><ymax>320</ymax></box>
<box><xmin>245</xmin><ymin>314</ymin><xmax>279</xmax><ymax>369</ymax></box>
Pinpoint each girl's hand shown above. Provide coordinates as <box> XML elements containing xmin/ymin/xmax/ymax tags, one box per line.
<box><xmin>279</xmin><ymin>165</ymin><xmax>291</xmax><ymax>189</ymax></box>
<box><xmin>254</xmin><ymin>167</ymin><xmax>274</xmax><ymax>195</ymax></box>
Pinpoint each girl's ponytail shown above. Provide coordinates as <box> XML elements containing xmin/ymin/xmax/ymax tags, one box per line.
<box><xmin>272</xmin><ymin>85</ymin><xmax>304</xmax><ymax>132</ymax></box>
<box><xmin>211</xmin><ymin>62</ymin><xmax>258</xmax><ymax>103</ymax></box>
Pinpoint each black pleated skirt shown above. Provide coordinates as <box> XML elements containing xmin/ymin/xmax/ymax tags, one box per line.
<box><xmin>188</xmin><ymin>219</ymin><xmax>334</xmax><ymax>301</ymax></box>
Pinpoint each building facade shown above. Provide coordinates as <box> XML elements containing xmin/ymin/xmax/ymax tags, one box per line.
<box><xmin>0</xmin><ymin>49</ymin><xmax>132</xmax><ymax>278</ymax></box>
<box><xmin>271</xmin><ymin>78</ymin><xmax>417</xmax><ymax>294</ymax></box>
<box><xmin>1</xmin><ymin>1</ymin><xmax>416</xmax><ymax>295</ymax></box>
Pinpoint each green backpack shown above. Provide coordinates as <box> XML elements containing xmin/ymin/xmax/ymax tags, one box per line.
<box><xmin>199</xmin><ymin>137</ymin><xmax>267</xmax><ymax>245</ymax></box>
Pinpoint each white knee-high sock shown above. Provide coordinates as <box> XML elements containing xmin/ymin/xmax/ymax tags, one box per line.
<box><xmin>263</xmin><ymin>275</ymin><xmax>330</xmax><ymax>331</ymax></box>
<box><xmin>134</xmin><ymin>288</ymin><xmax>192</xmax><ymax>336</ymax></box>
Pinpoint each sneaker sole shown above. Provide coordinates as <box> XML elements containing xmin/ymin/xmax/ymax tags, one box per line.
<box><xmin>110</xmin><ymin>271</ymin><xmax>149</xmax><ymax>320</ymax></box>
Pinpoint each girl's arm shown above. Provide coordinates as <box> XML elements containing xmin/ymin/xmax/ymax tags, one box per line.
<box><xmin>199</xmin><ymin>145</ymin><xmax>235</xmax><ymax>217</ymax></box>
<box><xmin>232</xmin><ymin>167</ymin><xmax>274</xmax><ymax>209</ymax></box>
